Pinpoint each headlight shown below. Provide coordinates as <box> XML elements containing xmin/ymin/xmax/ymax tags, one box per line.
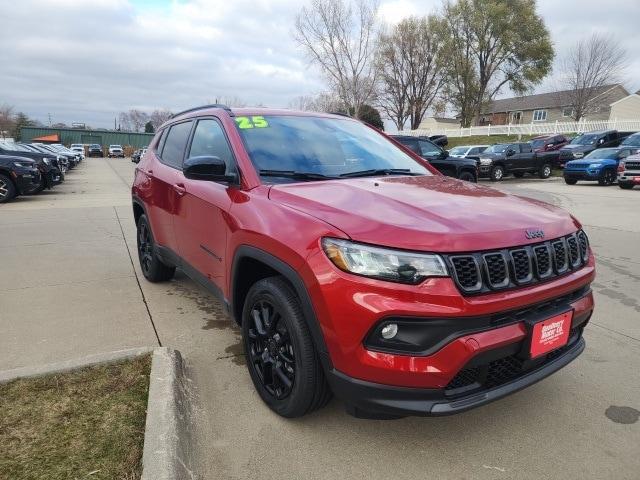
<box><xmin>588</xmin><ymin>163</ymin><xmax>601</xmax><ymax>169</ymax></box>
<box><xmin>42</xmin><ymin>157</ymin><xmax>51</xmax><ymax>165</ymax></box>
<box><xmin>321</xmin><ymin>238</ymin><xmax>448</xmax><ymax>284</ymax></box>
<box><xmin>479</xmin><ymin>158</ymin><xmax>493</xmax><ymax>165</ymax></box>
<box><xmin>13</xmin><ymin>161</ymin><xmax>32</xmax><ymax>168</ymax></box>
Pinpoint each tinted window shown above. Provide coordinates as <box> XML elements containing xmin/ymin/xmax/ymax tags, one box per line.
<box><xmin>188</xmin><ymin>119</ymin><xmax>235</xmax><ymax>174</ymax></box>
<box><xmin>521</xmin><ymin>144</ymin><xmax>532</xmax><ymax>153</ymax></box>
<box><xmin>160</xmin><ymin>122</ymin><xmax>192</xmax><ymax>168</ymax></box>
<box><xmin>236</xmin><ymin>116</ymin><xmax>429</xmax><ymax>180</ymax></box>
<box><xmin>397</xmin><ymin>138</ymin><xmax>420</xmax><ymax>154</ymax></box>
<box><xmin>419</xmin><ymin>140</ymin><xmax>441</xmax><ymax>157</ymax></box>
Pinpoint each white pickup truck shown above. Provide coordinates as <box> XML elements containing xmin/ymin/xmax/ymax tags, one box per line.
<box><xmin>108</xmin><ymin>145</ymin><xmax>124</xmax><ymax>158</ymax></box>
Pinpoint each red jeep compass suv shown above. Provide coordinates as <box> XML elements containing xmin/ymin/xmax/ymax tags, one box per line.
<box><xmin>132</xmin><ymin>105</ymin><xmax>595</xmax><ymax>418</ymax></box>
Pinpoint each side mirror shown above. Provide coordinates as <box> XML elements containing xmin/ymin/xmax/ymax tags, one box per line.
<box><xmin>184</xmin><ymin>155</ymin><xmax>236</xmax><ymax>182</ymax></box>
<box><xmin>546</xmin><ymin>143</ymin><xmax>554</xmax><ymax>149</ymax></box>
<box><xmin>506</xmin><ymin>149</ymin><xmax>515</xmax><ymax>156</ymax></box>
<box><xmin>439</xmin><ymin>149</ymin><xmax>449</xmax><ymax>159</ymax></box>
<box><xmin>598</xmin><ymin>138</ymin><xmax>605</xmax><ymax>145</ymax></box>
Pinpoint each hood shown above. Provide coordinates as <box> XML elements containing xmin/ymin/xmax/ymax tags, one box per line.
<box><xmin>269</xmin><ymin>175</ymin><xmax>578</xmax><ymax>252</ymax></box>
<box><xmin>561</xmin><ymin>144</ymin><xmax>592</xmax><ymax>152</ymax></box>
<box><xmin>0</xmin><ymin>154</ymin><xmax>37</xmax><ymax>167</ymax></box>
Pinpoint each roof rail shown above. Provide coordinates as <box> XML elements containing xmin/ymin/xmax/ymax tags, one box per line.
<box><xmin>170</xmin><ymin>104</ymin><xmax>233</xmax><ymax>119</ymax></box>
<box><xmin>329</xmin><ymin>111</ymin><xmax>351</xmax><ymax>118</ymax></box>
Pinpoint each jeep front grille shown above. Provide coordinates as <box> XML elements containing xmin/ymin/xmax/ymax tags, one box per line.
<box><xmin>446</xmin><ymin>231</ymin><xmax>589</xmax><ymax>295</ymax></box>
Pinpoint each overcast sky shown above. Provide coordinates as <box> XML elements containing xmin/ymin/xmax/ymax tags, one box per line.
<box><xmin>1</xmin><ymin>0</ymin><xmax>639</xmax><ymax>128</ymax></box>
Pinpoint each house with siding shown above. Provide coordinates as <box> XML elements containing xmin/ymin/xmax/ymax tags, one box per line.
<box><xmin>477</xmin><ymin>84</ymin><xmax>629</xmax><ymax>126</ymax></box>
<box><xmin>609</xmin><ymin>90</ymin><xmax>640</xmax><ymax>120</ymax></box>
<box><xmin>417</xmin><ymin>116</ymin><xmax>460</xmax><ymax>130</ymax></box>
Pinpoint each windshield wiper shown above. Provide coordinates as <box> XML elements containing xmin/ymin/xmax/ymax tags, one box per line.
<box><xmin>259</xmin><ymin>169</ymin><xmax>337</xmax><ymax>181</ymax></box>
<box><xmin>339</xmin><ymin>168</ymin><xmax>420</xmax><ymax>178</ymax></box>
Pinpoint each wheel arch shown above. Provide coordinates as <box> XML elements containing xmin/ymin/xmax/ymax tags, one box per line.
<box><xmin>230</xmin><ymin>245</ymin><xmax>332</xmax><ymax>368</ymax></box>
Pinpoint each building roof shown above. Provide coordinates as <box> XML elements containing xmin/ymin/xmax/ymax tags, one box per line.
<box><xmin>483</xmin><ymin>84</ymin><xmax>625</xmax><ymax>114</ymax></box>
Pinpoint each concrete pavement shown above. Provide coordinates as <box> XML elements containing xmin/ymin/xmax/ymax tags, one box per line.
<box><xmin>1</xmin><ymin>160</ymin><xmax>638</xmax><ymax>479</ymax></box>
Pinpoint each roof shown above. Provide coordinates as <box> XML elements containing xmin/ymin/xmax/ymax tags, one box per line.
<box><xmin>483</xmin><ymin>84</ymin><xmax>625</xmax><ymax>114</ymax></box>
<box><xmin>610</xmin><ymin>93</ymin><xmax>640</xmax><ymax>107</ymax></box>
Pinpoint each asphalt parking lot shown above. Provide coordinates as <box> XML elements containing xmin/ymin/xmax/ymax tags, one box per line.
<box><xmin>1</xmin><ymin>158</ymin><xmax>638</xmax><ymax>479</ymax></box>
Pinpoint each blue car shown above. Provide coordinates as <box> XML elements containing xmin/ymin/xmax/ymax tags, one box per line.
<box><xmin>563</xmin><ymin>147</ymin><xmax>638</xmax><ymax>186</ymax></box>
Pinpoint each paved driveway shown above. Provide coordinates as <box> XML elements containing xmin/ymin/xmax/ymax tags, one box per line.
<box><xmin>1</xmin><ymin>161</ymin><xmax>638</xmax><ymax>479</ymax></box>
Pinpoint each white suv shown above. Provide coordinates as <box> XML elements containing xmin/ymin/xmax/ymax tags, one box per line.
<box><xmin>108</xmin><ymin>145</ymin><xmax>124</xmax><ymax>158</ymax></box>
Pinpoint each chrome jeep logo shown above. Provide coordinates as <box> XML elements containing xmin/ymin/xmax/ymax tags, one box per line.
<box><xmin>525</xmin><ymin>229</ymin><xmax>545</xmax><ymax>240</ymax></box>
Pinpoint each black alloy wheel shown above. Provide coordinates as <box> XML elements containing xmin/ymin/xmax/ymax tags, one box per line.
<box><xmin>136</xmin><ymin>214</ymin><xmax>175</xmax><ymax>282</ymax></box>
<box><xmin>246</xmin><ymin>299</ymin><xmax>296</xmax><ymax>400</ymax></box>
<box><xmin>137</xmin><ymin>220</ymin><xmax>154</xmax><ymax>276</ymax></box>
<box><xmin>598</xmin><ymin>169</ymin><xmax>616</xmax><ymax>186</ymax></box>
<box><xmin>0</xmin><ymin>174</ymin><xmax>16</xmax><ymax>203</ymax></box>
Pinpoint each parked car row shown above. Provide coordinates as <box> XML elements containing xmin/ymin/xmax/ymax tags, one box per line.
<box><xmin>444</xmin><ymin>129</ymin><xmax>640</xmax><ymax>183</ymax></box>
<box><xmin>131</xmin><ymin>148</ymin><xmax>147</xmax><ymax>163</ymax></box>
<box><xmin>0</xmin><ymin>140</ymin><xmax>83</xmax><ymax>203</ymax></box>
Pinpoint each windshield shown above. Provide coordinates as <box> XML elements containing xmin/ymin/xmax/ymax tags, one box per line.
<box><xmin>584</xmin><ymin>148</ymin><xmax>619</xmax><ymax>159</ymax></box>
<box><xmin>235</xmin><ymin>115</ymin><xmax>429</xmax><ymax>181</ymax></box>
<box><xmin>0</xmin><ymin>141</ymin><xmax>26</xmax><ymax>152</ymax></box>
<box><xmin>621</xmin><ymin>134</ymin><xmax>640</xmax><ymax>146</ymax></box>
<box><xmin>484</xmin><ymin>144</ymin><xmax>509</xmax><ymax>154</ymax></box>
<box><xmin>570</xmin><ymin>134</ymin><xmax>598</xmax><ymax>145</ymax></box>
<box><xmin>449</xmin><ymin>146</ymin><xmax>469</xmax><ymax>156</ymax></box>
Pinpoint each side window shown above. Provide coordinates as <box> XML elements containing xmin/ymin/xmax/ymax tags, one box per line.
<box><xmin>521</xmin><ymin>144</ymin><xmax>532</xmax><ymax>153</ymax></box>
<box><xmin>400</xmin><ymin>139</ymin><xmax>420</xmax><ymax>154</ymax></box>
<box><xmin>154</xmin><ymin>129</ymin><xmax>167</xmax><ymax>152</ymax></box>
<box><xmin>419</xmin><ymin>140</ymin><xmax>441</xmax><ymax>157</ymax></box>
<box><xmin>188</xmin><ymin>119</ymin><xmax>235</xmax><ymax>174</ymax></box>
<box><xmin>160</xmin><ymin>121</ymin><xmax>193</xmax><ymax>168</ymax></box>
<box><xmin>469</xmin><ymin>147</ymin><xmax>479</xmax><ymax>155</ymax></box>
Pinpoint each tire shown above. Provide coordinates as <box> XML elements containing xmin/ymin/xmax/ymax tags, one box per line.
<box><xmin>489</xmin><ymin>165</ymin><xmax>504</xmax><ymax>181</ymax></box>
<box><xmin>0</xmin><ymin>174</ymin><xmax>16</xmax><ymax>203</ymax></box>
<box><xmin>458</xmin><ymin>171</ymin><xmax>476</xmax><ymax>182</ymax></box>
<box><xmin>538</xmin><ymin>164</ymin><xmax>552</xmax><ymax>179</ymax></box>
<box><xmin>564</xmin><ymin>177</ymin><xmax>577</xmax><ymax>185</ymax></box>
<box><xmin>598</xmin><ymin>169</ymin><xmax>616</xmax><ymax>186</ymax></box>
<box><xmin>136</xmin><ymin>214</ymin><xmax>175</xmax><ymax>282</ymax></box>
<box><xmin>513</xmin><ymin>172</ymin><xmax>525</xmax><ymax>178</ymax></box>
<box><xmin>242</xmin><ymin>276</ymin><xmax>332</xmax><ymax>418</ymax></box>
<box><xmin>619</xmin><ymin>182</ymin><xmax>633</xmax><ymax>190</ymax></box>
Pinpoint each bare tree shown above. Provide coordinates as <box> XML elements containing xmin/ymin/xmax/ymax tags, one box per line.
<box><xmin>562</xmin><ymin>33</ymin><xmax>627</xmax><ymax>121</ymax></box>
<box><xmin>0</xmin><ymin>104</ymin><xmax>15</xmax><ymax>139</ymax></box>
<box><xmin>129</xmin><ymin>110</ymin><xmax>149</xmax><ymax>133</ymax></box>
<box><xmin>210</xmin><ymin>96</ymin><xmax>247</xmax><ymax>107</ymax></box>
<box><xmin>150</xmin><ymin>109</ymin><xmax>173</xmax><ymax>130</ymax></box>
<box><xmin>294</xmin><ymin>0</ymin><xmax>379</xmax><ymax>119</ymax></box>
<box><xmin>376</xmin><ymin>16</ymin><xmax>447</xmax><ymax>130</ymax></box>
<box><xmin>288</xmin><ymin>92</ymin><xmax>344</xmax><ymax>112</ymax></box>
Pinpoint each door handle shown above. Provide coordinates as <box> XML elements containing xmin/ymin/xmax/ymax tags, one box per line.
<box><xmin>173</xmin><ymin>183</ymin><xmax>186</xmax><ymax>196</ymax></box>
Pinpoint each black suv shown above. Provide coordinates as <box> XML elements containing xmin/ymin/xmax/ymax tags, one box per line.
<box><xmin>478</xmin><ymin>142</ymin><xmax>552</xmax><ymax>181</ymax></box>
<box><xmin>0</xmin><ymin>141</ymin><xmax>63</xmax><ymax>191</ymax></box>
<box><xmin>0</xmin><ymin>154</ymin><xmax>42</xmax><ymax>203</ymax></box>
<box><xmin>88</xmin><ymin>144</ymin><xmax>103</xmax><ymax>157</ymax></box>
<box><xmin>391</xmin><ymin>135</ymin><xmax>478</xmax><ymax>182</ymax></box>
<box><xmin>558</xmin><ymin>130</ymin><xmax>632</xmax><ymax>165</ymax></box>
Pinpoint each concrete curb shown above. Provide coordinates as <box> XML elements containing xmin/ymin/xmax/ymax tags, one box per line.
<box><xmin>0</xmin><ymin>346</ymin><xmax>193</xmax><ymax>480</ymax></box>
<box><xmin>141</xmin><ymin>347</ymin><xmax>193</xmax><ymax>480</ymax></box>
<box><xmin>0</xmin><ymin>346</ymin><xmax>154</xmax><ymax>384</ymax></box>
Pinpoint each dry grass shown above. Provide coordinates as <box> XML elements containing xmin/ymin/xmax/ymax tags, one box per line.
<box><xmin>0</xmin><ymin>355</ymin><xmax>151</xmax><ymax>480</ymax></box>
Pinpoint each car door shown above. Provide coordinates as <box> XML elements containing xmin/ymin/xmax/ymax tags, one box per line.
<box><xmin>174</xmin><ymin>117</ymin><xmax>235</xmax><ymax>288</ymax></box>
<box><xmin>504</xmin><ymin>144</ymin><xmax>520</xmax><ymax>171</ymax></box>
<box><xmin>145</xmin><ymin>121</ymin><xmax>193</xmax><ymax>254</ymax></box>
<box><xmin>419</xmin><ymin>140</ymin><xmax>455</xmax><ymax>177</ymax></box>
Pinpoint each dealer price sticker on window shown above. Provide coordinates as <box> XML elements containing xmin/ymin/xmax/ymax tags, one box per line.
<box><xmin>530</xmin><ymin>311</ymin><xmax>573</xmax><ymax>358</ymax></box>
<box><xmin>235</xmin><ymin>116</ymin><xmax>269</xmax><ymax>129</ymax></box>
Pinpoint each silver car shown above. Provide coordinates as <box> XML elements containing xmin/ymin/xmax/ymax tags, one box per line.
<box><xmin>618</xmin><ymin>153</ymin><xmax>640</xmax><ymax>189</ymax></box>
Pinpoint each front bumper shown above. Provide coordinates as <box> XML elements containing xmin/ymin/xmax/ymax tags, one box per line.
<box><xmin>563</xmin><ymin>170</ymin><xmax>601</xmax><ymax>181</ymax></box>
<box><xmin>328</xmin><ymin>334</ymin><xmax>585</xmax><ymax>417</ymax></box>
<box><xmin>14</xmin><ymin>169</ymin><xmax>42</xmax><ymax>194</ymax></box>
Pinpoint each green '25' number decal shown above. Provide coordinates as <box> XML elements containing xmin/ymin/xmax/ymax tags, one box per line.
<box><xmin>235</xmin><ymin>116</ymin><xmax>269</xmax><ymax>129</ymax></box>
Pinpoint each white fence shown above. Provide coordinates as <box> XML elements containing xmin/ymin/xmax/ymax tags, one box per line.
<box><xmin>402</xmin><ymin>119</ymin><xmax>640</xmax><ymax>138</ymax></box>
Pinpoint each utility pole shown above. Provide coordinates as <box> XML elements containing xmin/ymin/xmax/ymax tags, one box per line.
<box><xmin>48</xmin><ymin>113</ymin><xmax>52</xmax><ymax>127</ymax></box>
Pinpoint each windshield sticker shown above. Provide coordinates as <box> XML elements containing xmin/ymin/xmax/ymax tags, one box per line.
<box><xmin>235</xmin><ymin>116</ymin><xmax>269</xmax><ymax>129</ymax></box>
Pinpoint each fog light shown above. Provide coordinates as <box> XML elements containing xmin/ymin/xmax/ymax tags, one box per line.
<box><xmin>381</xmin><ymin>323</ymin><xmax>398</xmax><ymax>340</ymax></box>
